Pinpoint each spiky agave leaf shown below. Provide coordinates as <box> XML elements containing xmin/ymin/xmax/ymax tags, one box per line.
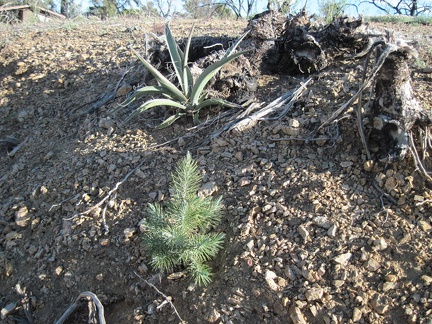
<box><xmin>131</xmin><ymin>48</ymin><xmax>187</xmax><ymax>103</ymax></box>
<box><xmin>165</xmin><ymin>24</ymin><xmax>194</xmax><ymax>96</ymax></box>
<box><xmin>124</xmin><ymin>98</ymin><xmax>187</xmax><ymax>123</ymax></box>
<box><xmin>189</xmin><ymin>50</ymin><xmax>249</xmax><ymax>107</ymax></box>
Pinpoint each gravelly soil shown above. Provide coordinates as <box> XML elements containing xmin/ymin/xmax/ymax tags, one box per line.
<box><xmin>0</xmin><ymin>16</ymin><xmax>432</xmax><ymax>324</ymax></box>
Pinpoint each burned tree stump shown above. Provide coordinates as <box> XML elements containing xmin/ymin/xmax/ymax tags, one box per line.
<box><xmin>368</xmin><ymin>41</ymin><xmax>431</xmax><ymax>162</ymax></box>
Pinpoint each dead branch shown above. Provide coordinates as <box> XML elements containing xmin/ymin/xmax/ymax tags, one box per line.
<box><xmin>54</xmin><ymin>291</ymin><xmax>105</xmax><ymax>324</ymax></box>
<box><xmin>316</xmin><ymin>43</ymin><xmax>395</xmax><ymax>133</ymax></box>
<box><xmin>213</xmin><ymin>77</ymin><xmax>312</xmax><ymax>137</ymax></box>
<box><xmin>64</xmin><ymin>160</ymin><xmax>145</xmax><ymax>222</ymax></box>
<box><xmin>134</xmin><ymin>271</ymin><xmax>185</xmax><ymax>323</ymax></box>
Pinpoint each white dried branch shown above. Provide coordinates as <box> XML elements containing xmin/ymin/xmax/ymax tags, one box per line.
<box><xmin>134</xmin><ymin>271</ymin><xmax>185</xmax><ymax>323</ymax></box>
<box><xmin>54</xmin><ymin>291</ymin><xmax>105</xmax><ymax>324</ymax></box>
<box><xmin>64</xmin><ymin>160</ymin><xmax>145</xmax><ymax>221</ymax></box>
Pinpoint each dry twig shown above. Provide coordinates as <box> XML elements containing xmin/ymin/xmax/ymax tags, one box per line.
<box><xmin>134</xmin><ymin>271</ymin><xmax>185</xmax><ymax>323</ymax></box>
<box><xmin>64</xmin><ymin>160</ymin><xmax>145</xmax><ymax>222</ymax></box>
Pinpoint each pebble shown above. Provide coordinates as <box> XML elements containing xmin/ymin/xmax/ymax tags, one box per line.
<box><xmin>418</xmin><ymin>220</ymin><xmax>432</xmax><ymax>233</ymax></box>
<box><xmin>264</xmin><ymin>270</ymin><xmax>280</xmax><ymax>292</ymax></box>
<box><xmin>352</xmin><ymin>307</ymin><xmax>362</xmax><ymax>322</ymax></box>
<box><xmin>421</xmin><ymin>275</ymin><xmax>432</xmax><ymax>285</ymax></box>
<box><xmin>115</xmin><ymin>83</ymin><xmax>132</xmax><ymax>97</ymax></box>
<box><xmin>298</xmin><ymin>225</ymin><xmax>310</xmax><ymax>241</ymax></box>
<box><xmin>312</xmin><ymin>216</ymin><xmax>332</xmax><ymax>229</ymax></box>
<box><xmin>1</xmin><ymin>302</ymin><xmax>17</xmax><ymax>320</ymax></box>
<box><xmin>305</xmin><ymin>287</ymin><xmax>324</xmax><ymax>302</ymax></box>
<box><xmin>327</xmin><ymin>225</ymin><xmax>337</xmax><ymax>237</ymax></box>
<box><xmin>365</xmin><ymin>258</ymin><xmax>381</xmax><ymax>271</ymax></box>
<box><xmin>371</xmin><ymin>294</ymin><xmax>390</xmax><ymax>314</ymax></box>
<box><xmin>289</xmin><ymin>306</ymin><xmax>307</xmax><ymax>324</ymax></box>
<box><xmin>15</xmin><ymin>206</ymin><xmax>30</xmax><ymax>227</ymax></box>
<box><xmin>124</xmin><ymin>227</ymin><xmax>136</xmax><ymax>240</ymax></box>
<box><xmin>333</xmin><ymin>252</ymin><xmax>352</xmax><ymax>265</ymax></box>
<box><xmin>373</xmin><ymin>238</ymin><xmax>388</xmax><ymax>251</ymax></box>
<box><xmin>198</xmin><ymin>182</ymin><xmax>218</xmax><ymax>197</ymax></box>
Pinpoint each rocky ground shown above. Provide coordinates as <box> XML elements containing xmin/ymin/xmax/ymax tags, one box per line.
<box><xmin>0</xmin><ymin>15</ymin><xmax>432</xmax><ymax>324</ymax></box>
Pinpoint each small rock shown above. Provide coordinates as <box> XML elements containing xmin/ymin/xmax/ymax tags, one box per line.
<box><xmin>115</xmin><ymin>83</ymin><xmax>132</xmax><ymax>97</ymax></box>
<box><xmin>365</xmin><ymin>258</ymin><xmax>381</xmax><ymax>271</ymax></box>
<box><xmin>135</xmin><ymin>169</ymin><xmax>146</xmax><ymax>179</ymax></box>
<box><xmin>234</xmin><ymin>151</ymin><xmax>243</xmax><ymax>161</ymax></box>
<box><xmin>198</xmin><ymin>182</ymin><xmax>218</xmax><ymax>197</ymax></box>
<box><xmin>312</xmin><ymin>216</ymin><xmax>332</xmax><ymax>229</ymax></box>
<box><xmin>239</xmin><ymin>177</ymin><xmax>251</xmax><ymax>186</ymax></box>
<box><xmin>96</xmin><ymin>273</ymin><xmax>103</xmax><ymax>281</ymax></box>
<box><xmin>305</xmin><ymin>287</ymin><xmax>324</xmax><ymax>302</ymax></box>
<box><xmin>373</xmin><ymin>238</ymin><xmax>388</xmax><ymax>251</ymax></box>
<box><xmin>1</xmin><ymin>302</ymin><xmax>17</xmax><ymax>320</ymax></box>
<box><xmin>98</xmin><ymin>117</ymin><xmax>114</xmax><ymax>129</ymax></box>
<box><xmin>418</xmin><ymin>220</ymin><xmax>432</xmax><ymax>233</ymax></box>
<box><xmin>383</xmin><ymin>282</ymin><xmax>397</xmax><ymax>291</ymax></box>
<box><xmin>288</xmin><ymin>118</ymin><xmax>300</xmax><ymax>128</ymax></box>
<box><xmin>205</xmin><ymin>307</ymin><xmax>221</xmax><ymax>323</ymax></box>
<box><xmin>43</xmin><ymin>151</ymin><xmax>54</xmax><ymax>161</ymax></box>
<box><xmin>5</xmin><ymin>231</ymin><xmax>19</xmax><ymax>241</ymax></box>
<box><xmin>384</xmin><ymin>177</ymin><xmax>397</xmax><ymax>192</ymax></box>
<box><xmin>385</xmin><ymin>274</ymin><xmax>397</xmax><ymax>282</ymax></box>
<box><xmin>178</xmin><ymin>137</ymin><xmax>185</xmax><ymax>146</ymax></box>
<box><xmin>333</xmin><ymin>252</ymin><xmax>352</xmax><ymax>265</ymax></box>
<box><xmin>421</xmin><ymin>275</ymin><xmax>432</xmax><ymax>285</ymax></box>
<box><xmin>352</xmin><ymin>307</ymin><xmax>362</xmax><ymax>322</ymax></box>
<box><xmin>363</xmin><ymin>160</ymin><xmax>374</xmax><ymax>172</ymax></box>
<box><xmin>54</xmin><ymin>266</ymin><xmax>63</xmax><ymax>276</ymax></box>
<box><xmin>281</xmin><ymin>125</ymin><xmax>300</xmax><ymax>136</ymax></box>
<box><xmin>289</xmin><ymin>306</ymin><xmax>307</xmax><ymax>324</ymax></box>
<box><xmin>327</xmin><ymin>225</ymin><xmax>337</xmax><ymax>237</ymax></box>
<box><xmin>340</xmin><ymin>161</ymin><xmax>353</xmax><ymax>168</ymax></box>
<box><xmin>298</xmin><ymin>225</ymin><xmax>310</xmax><ymax>241</ymax></box>
<box><xmin>371</xmin><ymin>294</ymin><xmax>390</xmax><ymax>314</ymax></box>
<box><xmin>124</xmin><ymin>227</ymin><xmax>136</xmax><ymax>240</ymax></box>
<box><xmin>264</xmin><ymin>270</ymin><xmax>279</xmax><ymax>291</ymax></box>
<box><xmin>138</xmin><ymin>263</ymin><xmax>148</xmax><ymax>274</ymax></box>
<box><xmin>15</xmin><ymin>206</ymin><xmax>30</xmax><ymax>227</ymax></box>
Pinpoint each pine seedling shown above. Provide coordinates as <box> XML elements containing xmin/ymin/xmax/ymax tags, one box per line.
<box><xmin>142</xmin><ymin>152</ymin><xmax>225</xmax><ymax>286</ymax></box>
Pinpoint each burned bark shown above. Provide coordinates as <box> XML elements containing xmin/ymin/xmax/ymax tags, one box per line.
<box><xmin>368</xmin><ymin>42</ymin><xmax>432</xmax><ymax>162</ymax></box>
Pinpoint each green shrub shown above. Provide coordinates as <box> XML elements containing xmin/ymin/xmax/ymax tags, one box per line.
<box><xmin>122</xmin><ymin>24</ymin><xmax>249</xmax><ymax>128</ymax></box>
<box><xmin>141</xmin><ymin>153</ymin><xmax>225</xmax><ymax>286</ymax></box>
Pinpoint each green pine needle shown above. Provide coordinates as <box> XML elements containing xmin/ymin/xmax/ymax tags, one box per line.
<box><xmin>142</xmin><ymin>152</ymin><xmax>224</xmax><ymax>286</ymax></box>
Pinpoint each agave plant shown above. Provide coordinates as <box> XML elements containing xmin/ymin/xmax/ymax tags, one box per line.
<box><xmin>122</xmin><ymin>24</ymin><xmax>249</xmax><ymax>128</ymax></box>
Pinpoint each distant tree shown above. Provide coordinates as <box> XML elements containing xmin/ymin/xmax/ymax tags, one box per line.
<box><xmin>215</xmin><ymin>0</ymin><xmax>257</xmax><ymax>18</ymax></box>
<box><xmin>319</xmin><ymin>0</ymin><xmax>346</xmax><ymax>22</ymax></box>
<box><xmin>153</xmin><ymin>0</ymin><xmax>176</xmax><ymax>16</ymax></box>
<box><xmin>358</xmin><ymin>0</ymin><xmax>431</xmax><ymax>16</ymax></box>
<box><xmin>89</xmin><ymin>0</ymin><xmax>118</xmax><ymax>17</ymax></box>
<box><xmin>267</xmin><ymin>0</ymin><xmax>298</xmax><ymax>15</ymax></box>
<box><xmin>141</xmin><ymin>0</ymin><xmax>160</xmax><ymax>16</ymax></box>
<box><xmin>183</xmin><ymin>0</ymin><xmax>213</xmax><ymax>18</ymax></box>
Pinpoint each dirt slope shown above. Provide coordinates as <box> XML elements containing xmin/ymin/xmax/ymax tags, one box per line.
<box><xmin>0</xmin><ymin>16</ymin><xmax>431</xmax><ymax>323</ymax></box>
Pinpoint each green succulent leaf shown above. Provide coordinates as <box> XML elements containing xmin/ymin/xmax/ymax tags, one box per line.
<box><xmin>190</xmin><ymin>50</ymin><xmax>249</xmax><ymax>106</ymax></box>
<box><xmin>224</xmin><ymin>30</ymin><xmax>250</xmax><ymax>58</ymax></box>
<box><xmin>121</xmin><ymin>85</ymin><xmax>176</xmax><ymax>107</ymax></box>
<box><xmin>165</xmin><ymin>24</ymin><xmax>187</xmax><ymax>94</ymax></box>
<box><xmin>125</xmin><ymin>98</ymin><xmax>186</xmax><ymax>123</ymax></box>
<box><xmin>131</xmin><ymin>48</ymin><xmax>187</xmax><ymax>103</ymax></box>
<box><xmin>195</xmin><ymin>98</ymin><xmax>241</xmax><ymax>112</ymax></box>
<box><xmin>156</xmin><ymin>112</ymin><xmax>186</xmax><ymax>129</ymax></box>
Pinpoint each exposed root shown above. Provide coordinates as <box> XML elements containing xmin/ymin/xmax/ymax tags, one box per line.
<box><xmin>54</xmin><ymin>291</ymin><xmax>105</xmax><ymax>324</ymax></box>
